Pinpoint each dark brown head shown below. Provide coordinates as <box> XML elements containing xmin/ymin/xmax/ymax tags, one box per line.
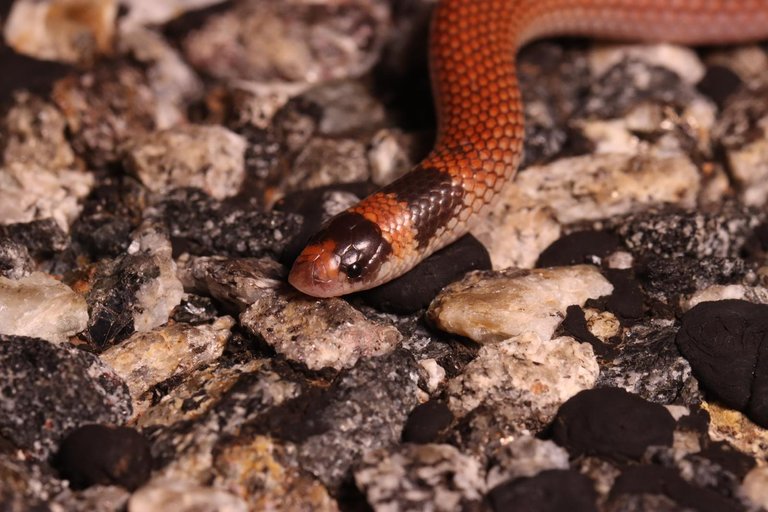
<box><xmin>288</xmin><ymin>212</ymin><xmax>392</xmax><ymax>297</ymax></box>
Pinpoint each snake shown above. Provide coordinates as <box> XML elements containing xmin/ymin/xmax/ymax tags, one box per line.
<box><xmin>288</xmin><ymin>0</ymin><xmax>768</xmax><ymax>297</ymax></box>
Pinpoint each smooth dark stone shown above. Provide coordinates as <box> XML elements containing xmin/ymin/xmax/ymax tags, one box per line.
<box><xmin>536</xmin><ymin>230</ymin><xmax>621</xmax><ymax>268</ymax></box>
<box><xmin>694</xmin><ymin>441</ymin><xmax>756</xmax><ymax>480</ymax></box>
<box><xmin>0</xmin><ymin>42</ymin><xmax>72</xmax><ymax>104</ymax></box>
<box><xmin>551</xmin><ymin>387</ymin><xmax>675</xmax><ymax>461</ymax></box>
<box><xmin>54</xmin><ymin>424</ymin><xmax>152</xmax><ymax>491</ymax></box>
<box><xmin>358</xmin><ymin>234</ymin><xmax>492</xmax><ymax>314</ymax></box>
<box><xmin>488</xmin><ymin>470</ymin><xmax>598</xmax><ymax>512</ymax></box>
<box><xmin>676</xmin><ymin>300</ymin><xmax>768</xmax><ymax>427</ymax></box>
<box><xmin>402</xmin><ymin>401</ymin><xmax>453</xmax><ymax>444</ymax></box>
<box><xmin>696</xmin><ymin>65</ymin><xmax>744</xmax><ymax>107</ymax></box>
<box><xmin>609</xmin><ymin>465</ymin><xmax>742</xmax><ymax>512</ymax></box>
<box><xmin>604</xmin><ymin>269</ymin><xmax>645</xmax><ymax>321</ymax></box>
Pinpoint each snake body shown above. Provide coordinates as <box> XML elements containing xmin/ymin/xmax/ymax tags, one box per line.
<box><xmin>289</xmin><ymin>0</ymin><xmax>768</xmax><ymax>297</ymax></box>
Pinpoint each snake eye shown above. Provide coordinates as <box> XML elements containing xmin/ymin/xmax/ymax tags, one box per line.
<box><xmin>344</xmin><ymin>262</ymin><xmax>363</xmax><ymax>279</ymax></box>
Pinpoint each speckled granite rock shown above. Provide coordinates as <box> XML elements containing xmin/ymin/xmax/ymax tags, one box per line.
<box><xmin>101</xmin><ymin>316</ymin><xmax>233</xmax><ymax>409</ymax></box>
<box><xmin>0</xmin><ymin>239</ymin><xmax>33</xmax><ymax>279</ymax></box>
<box><xmin>428</xmin><ymin>265</ymin><xmax>613</xmax><ymax>343</ymax></box>
<box><xmin>0</xmin><ymin>272</ymin><xmax>88</xmax><ymax>343</ymax></box>
<box><xmin>126</xmin><ymin>125</ymin><xmax>246</xmax><ymax>199</ymax></box>
<box><xmin>355</xmin><ymin>444</ymin><xmax>486</xmax><ymax>511</ymax></box>
<box><xmin>241</xmin><ymin>287</ymin><xmax>401</xmax><ymax>370</ymax></box>
<box><xmin>83</xmin><ymin>226</ymin><xmax>184</xmax><ymax>346</ymax></box>
<box><xmin>446</xmin><ymin>334</ymin><xmax>598</xmax><ymax>437</ymax></box>
<box><xmin>0</xmin><ymin>336</ymin><xmax>131</xmax><ymax>459</ymax></box>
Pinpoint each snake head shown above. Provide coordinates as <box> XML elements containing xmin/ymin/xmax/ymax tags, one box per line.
<box><xmin>288</xmin><ymin>212</ymin><xmax>392</xmax><ymax>297</ymax></box>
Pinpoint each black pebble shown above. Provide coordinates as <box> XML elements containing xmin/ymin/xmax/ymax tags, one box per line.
<box><xmin>604</xmin><ymin>269</ymin><xmax>645</xmax><ymax>321</ymax></box>
<box><xmin>402</xmin><ymin>401</ymin><xmax>453</xmax><ymax>444</ymax></box>
<box><xmin>54</xmin><ymin>424</ymin><xmax>152</xmax><ymax>491</ymax></box>
<box><xmin>676</xmin><ymin>300</ymin><xmax>768</xmax><ymax>427</ymax></box>
<box><xmin>0</xmin><ymin>41</ymin><xmax>72</xmax><ymax>104</ymax></box>
<box><xmin>536</xmin><ymin>230</ymin><xmax>621</xmax><ymax>268</ymax></box>
<box><xmin>560</xmin><ymin>305</ymin><xmax>611</xmax><ymax>357</ymax></box>
<box><xmin>696</xmin><ymin>65</ymin><xmax>743</xmax><ymax>108</ymax></box>
<box><xmin>609</xmin><ymin>465</ymin><xmax>742</xmax><ymax>512</ymax></box>
<box><xmin>487</xmin><ymin>470</ymin><xmax>598</xmax><ymax>512</ymax></box>
<box><xmin>359</xmin><ymin>235</ymin><xmax>492</xmax><ymax>314</ymax></box>
<box><xmin>551</xmin><ymin>387</ymin><xmax>675</xmax><ymax>461</ymax></box>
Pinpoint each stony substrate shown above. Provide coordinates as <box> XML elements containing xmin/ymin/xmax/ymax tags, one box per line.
<box><xmin>1</xmin><ymin>0</ymin><xmax>768</xmax><ymax>511</ymax></box>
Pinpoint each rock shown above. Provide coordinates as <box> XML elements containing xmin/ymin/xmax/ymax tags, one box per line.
<box><xmin>696</xmin><ymin>65</ymin><xmax>744</xmax><ymax>108</ymax></box>
<box><xmin>616</xmin><ymin>205</ymin><xmax>763</xmax><ymax>298</ymax></box>
<box><xmin>118</xmin><ymin>27</ymin><xmax>203</xmax><ymax>128</ymax></box>
<box><xmin>69</xmin><ymin>177</ymin><xmax>146</xmax><ymax>260</ymax></box>
<box><xmin>676</xmin><ymin>300</ymin><xmax>768</xmax><ymax>427</ymax></box>
<box><xmin>54</xmin><ymin>424</ymin><xmax>152</xmax><ymax>491</ymax></box>
<box><xmin>723</xmin><ymin>132</ymin><xmax>768</xmax><ymax>207</ymax></box>
<box><xmin>126</xmin><ymin>125</ymin><xmax>246</xmax><ymax>199</ymax></box>
<box><xmin>180</xmin><ymin>0</ymin><xmax>389</xmax><ymax>84</ymax></box>
<box><xmin>360</xmin><ymin>234</ymin><xmax>492</xmax><ymax>314</ymax></box>
<box><xmin>177</xmin><ymin>255</ymin><xmax>285</xmax><ymax>312</ymax></box>
<box><xmin>446</xmin><ymin>334</ymin><xmax>598</xmax><ymax>433</ymax></box>
<box><xmin>401</xmin><ymin>401</ymin><xmax>453</xmax><ymax>444</ymax></box>
<box><xmin>84</xmin><ymin>226</ymin><xmax>184</xmax><ymax>346</ymax></box>
<box><xmin>0</xmin><ymin>239</ymin><xmax>33</xmax><ymax>279</ymax></box>
<box><xmin>551</xmin><ymin>388</ymin><xmax>676</xmax><ymax>461</ymax></box>
<box><xmin>254</xmin><ymin>350</ymin><xmax>421</xmax><ymax>489</ymax></box>
<box><xmin>135</xmin><ymin>359</ymin><xmax>264</xmax><ymax>429</ymax></box>
<box><xmin>0</xmin><ymin>455</ymin><xmax>67</xmax><ymax>510</ymax></box>
<box><xmin>0</xmin><ymin>336</ymin><xmax>131</xmax><ymax>460</ymax></box>
<box><xmin>149</xmin><ymin>363</ymin><xmax>301</xmax><ymax>483</ymax></box>
<box><xmin>0</xmin><ymin>218</ymin><xmax>69</xmax><ymax>257</ymax></box>
<box><xmin>742</xmin><ymin>466</ymin><xmax>768</xmax><ymax>510</ymax></box>
<box><xmin>0</xmin><ymin>272</ymin><xmax>88</xmax><ymax>343</ymax></box>
<box><xmin>212</xmin><ymin>435</ymin><xmax>336</xmax><ymax>512</ymax></box>
<box><xmin>470</xmin><ymin>192</ymin><xmax>562</xmax><ymax>270</ymax></box>
<box><xmin>368</xmin><ymin>128</ymin><xmax>414</xmax><ymax>186</ymax></box>
<box><xmin>608</xmin><ymin>465</ymin><xmax>742</xmax><ymax>512</ymax></box>
<box><xmin>596</xmin><ymin>321</ymin><xmax>695</xmax><ymax>405</ymax></box>
<box><xmin>301</xmin><ymin>79</ymin><xmax>387</xmax><ymax>137</ymax></box>
<box><xmin>128</xmin><ymin>480</ymin><xmax>248</xmax><ymax>512</ymax></box>
<box><xmin>514</xmin><ymin>154</ymin><xmax>700</xmax><ymax>225</ymax></box>
<box><xmin>536</xmin><ymin>231</ymin><xmax>622</xmax><ymax>268</ymax></box>
<box><xmin>52</xmin><ymin>64</ymin><xmax>157</xmax><ymax>167</ymax></box>
<box><xmin>118</xmin><ymin>0</ymin><xmax>226</xmax><ymax>30</ymax></box>
<box><xmin>100</xmin><ymin>316</ymin><xmax>233</xmax><ymax>407</ymax></box>
<box><xmin>355</xmin><ymin>444</ymin><xmax>485</xmax><ymax>512</ymax></box>
<box><xmin>148</xmin><ymin>188</ymin><xmax>302</xmax><ymax>260</ymax></box>
<box><xmin>488</xmin><ymin>470</ymin><xmax>598</xmax><ymax>512</ymax></box>
<box><xmin>241</xmin><ymin>287</ymin><xmax>401</xmax><ymax>371</ymax></box>
<box><xmin>486</xmin><ymin>437</ymin><xmax>569</xmax><ymax>490</ymax></box>
<box><xmin>54</xmin><ymin>485</ymin><xmax>131</xmax><ymax>512</ymax></box>
<box><xmin>3</xmin><ymin>0</ymin><xmax>118</xmax><ymax>64</ymax></box>
<box><xmin>0</xmin><ymin>161</ymin><xmax>93</xmax><ymax>233</ymax></box>
<box><xmin>681</xmin><ymin>284</ymin><xmax>768</xmax><ymax>311</ymax></box>
<box><xmin>589</xmin><ymin>44</ymin><xmax>706</xmax><ymax>85</ymax></box>
<box><xmin>286</xmin><ymin>137</ymin><xmax>369</xmax><ymax>192</ymax></box>
<box><xmin>428</xmin><ymin>265</ymin><xmax>613</xmax><ymax>344</ymax></box>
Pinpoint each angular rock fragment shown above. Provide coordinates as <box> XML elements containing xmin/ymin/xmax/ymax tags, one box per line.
<box><xmin>128</xmin><ymin>480</ymin><xmax>248</xmax><ymax>512</ymax></box>
<box><xmin>428</xmin><ymin>265</ymin><xmax>613</xmax><ymax>343</ymax></box>
<box><xmin>84</xmin><ymin>226</ymin><xmax>184</xmax><ymax>346</ymax></box>
<box><xmin>0</xmin><ymin>336</ymin><xmax>131</xmax><ymax>460</ymax></box>
<box><xmin>355</xmin><ymin>444</ymin><xmax>485</xmax><ymax>512</ymax></box>
<box><xmin>486</xmin><ymin>437</ymin><xmax>570</xmax><ymax>490</ymax></box>
<box><xmin>446</xmin><ymin>334</ymin><xmax>598</xmax><ymax>434</ymax></box>
<box><xmin>241</xmin><ymin>287</ymin><xmax>401</xmax><ymax>370</ymax></box>
<box><xmin>101</xmin><ymin>316</ymin><xmax>234</xmax><ymax>406</ymax></box>
<box><xmin>177</xmin><ymin>255</ymin><xmax>285</xmax><ymax>312</ymax></box>
<box><xmin>126</xmin><ymin>125</ymin><xmax>246</xmax><ymax>199</ymax></box>
<box><xmin>0</xmin><ymin>272</ymin><xmax>88</xmax><ymax>343</ymax></box>
<box><xmin>0</xmin><ymin>239</ymin><xmax>33</xmax><ymax>279</ymax></box>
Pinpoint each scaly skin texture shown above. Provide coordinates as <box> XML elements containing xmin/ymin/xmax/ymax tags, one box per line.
<box><xmin>289</xmin><ymin>0</ymin><xmax>768</xmax><ymax>297</ymax></box>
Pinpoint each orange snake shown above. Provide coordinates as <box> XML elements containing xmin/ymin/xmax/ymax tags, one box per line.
<box><xmin>289</xmin><ymin>0</ymin><xmax>768</xmax><ymax>297</ymax></box>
